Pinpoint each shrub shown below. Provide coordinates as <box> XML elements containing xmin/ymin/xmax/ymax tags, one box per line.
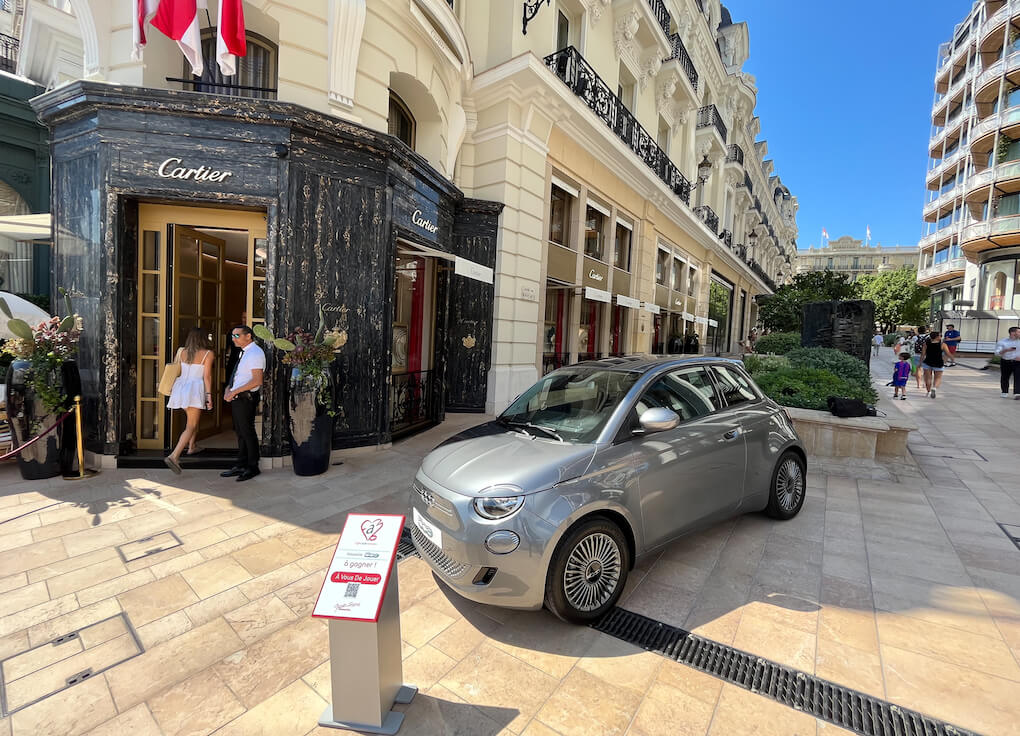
<box><xmin>988</xmin><ymin>355</ymin><xmax>1001</xmax><ymax>366</ymax></box>
<box><xmin>754</xmin><ymin>367</ymin><xmax>876</xmax><ymax>411</ymax></box>
<box><xmin>753</xmin><ymin>332</ymin><xmax>801</xmax><ymax>355</ymax></box>
<box><xmin>882</xmin><ymin>333</ymin><xmax>901</xmax><ymax>347</ymax></box>
<box><xmin>785</xmin><ymin>347</ymin><xmax>875</xmax><ymax>399</ymax></box>
<box><xmin>743</xmin><ymin>353</ymin><xmax>789</xmax><ymax>375</ymax></box>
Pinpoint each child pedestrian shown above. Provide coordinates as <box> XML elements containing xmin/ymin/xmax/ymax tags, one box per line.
<box><xmin>893</xmin><ymin>352</ymin><xmax>911</xmax><ymax>400</ymax></box>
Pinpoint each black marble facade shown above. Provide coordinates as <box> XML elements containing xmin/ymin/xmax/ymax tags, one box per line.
<box><xmin>33</xmin><ymin>82</ymin><xmax>502</xmax><ymax>457</ymax></box>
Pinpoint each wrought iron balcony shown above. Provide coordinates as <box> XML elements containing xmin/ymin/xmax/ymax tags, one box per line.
<box><xmin>734</xmin><ymin>243</ymin><xmax>747</xmax><ymax>261</ymax></box>
<box><xmin>748</xmin><ymin>259</ymin><xmax>777</xmax><ymax>291</ymax></box>
<box><xmin>743</xmin><ymin>172</ymin><xmax>753</xmax><ymax>192</ymax></box>
<box><xmin>695</xmin><ymin>205</ymin><xmax>719</xmax><ymax>234</ymax></box>
<box><xmin>665</xmin><ymin>33</ymin><xmax>698</xmax><ymax>91</ymax></box>
<box><xmin>696</xmin><ymin>104</ymin><xmax>727</xmax><ymax>143</ymax></box>
<box><xmin>726</xmin><ymin>144</ymin><xmax>744</xmax><ymax>165</ymax></box>
<box><xmin>545</xmin><ymin>46</ymin><xmax>692</xmax><ymax>204</ymax></box>
<box><xmin>721</xmin><ymin>229</ymin><xmax>733</xmax><ymax>247</ymax></box>
<box><xmin>645</xmin><ymin>0</ymin><xmax>671</xmax><ymax>38</ymax></box>
<box><xmin>0</xmin><ymin>33</ymin><xmax>18</xmax><ymax>74</ymax></box>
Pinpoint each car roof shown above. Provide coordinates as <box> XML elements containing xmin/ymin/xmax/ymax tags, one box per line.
<box><xmin>568</xmin><ymin>354</ymin><xmax>744</xmax><ymax>375</ymax></box>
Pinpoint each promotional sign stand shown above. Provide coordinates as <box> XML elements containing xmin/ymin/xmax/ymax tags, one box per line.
<box><xmin>313</xmin><ymin>514</ymin><xmax>416</xmax><ymax>734</ymax></box>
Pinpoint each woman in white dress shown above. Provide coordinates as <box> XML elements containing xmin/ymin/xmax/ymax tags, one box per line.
<box><xmin>165</xmin><ymin>327</ymin><xmax>213</xmax><ymax>474</ymax></box>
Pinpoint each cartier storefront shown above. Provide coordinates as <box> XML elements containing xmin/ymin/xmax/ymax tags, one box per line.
<box><xmin>32</xmin><ymin>82</ymin><xmax>502</xmax><ymax>466</ymax></box>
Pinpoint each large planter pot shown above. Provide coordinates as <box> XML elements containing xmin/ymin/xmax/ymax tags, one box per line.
<box><xmin>287</xmin><ymin>367</ymin><xmax>334</xmax><ymax>476</ymax></box>
<box><xmin>5</xmin><ymin>359</ymin><xmax>80</xmax><ymax>480</ymax></box>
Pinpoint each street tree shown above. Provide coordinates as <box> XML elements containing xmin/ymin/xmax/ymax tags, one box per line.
<box><xmin>757</xmin><ymin>271</ymin><xmax>860</xmax><ymax>332</ymax></box>
<box><xmin>856</xmin><ymin>267</ymin><xmax>931</xmax><ymax>333</ymax></box>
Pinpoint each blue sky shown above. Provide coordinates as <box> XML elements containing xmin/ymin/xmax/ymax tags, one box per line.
<box><xmin>733</xmin><ymin>1</ymin><xmax>968</xmax><ymax>250</ymax></box>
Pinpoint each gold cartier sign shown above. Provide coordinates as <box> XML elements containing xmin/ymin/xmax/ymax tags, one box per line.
<box><xmin>588</xmin><ymin>269</ymin><xmax>605</xmax><ymax>282</ymax></box>
<box><xmin>157</xmin><ymin>157</ymin><xmax>234</xmax><ymax>183</ymax></box>
<box><xmin>412</xmin><ymin>209</ymin><xmax>439</xmax><ymax>234</ymax></box>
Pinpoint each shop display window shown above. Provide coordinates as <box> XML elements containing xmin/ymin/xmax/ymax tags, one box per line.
<box><xmin>549</xmin><ymin>185</ymin><xmax>574</xmax><ymax>247</ymax></box>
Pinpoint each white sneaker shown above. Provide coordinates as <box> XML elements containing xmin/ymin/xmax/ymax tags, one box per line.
<box><xmin>1014</xmin><ymin>394</ymin><xmax>1020</xmax><ymax>401</ymax></box>
<box><xmin>900</xmin><ymin>396</ymin><xmax>907</xmax><ymax>401</ymax></box>
<box><xmin>1003</xmin><ymin>393</ymin><xmax>1011</xmax><ymax>398</ymax></box>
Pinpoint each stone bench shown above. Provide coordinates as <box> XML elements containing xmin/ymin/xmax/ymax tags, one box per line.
<box><xmin>785</xmin><ymin>395</ymin><xmax>917</xmax><ymax>461</ymax></box>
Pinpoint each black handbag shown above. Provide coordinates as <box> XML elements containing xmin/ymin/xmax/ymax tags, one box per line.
<box><xmin>826</xmin><ymin>396</ymin><xmax>873</xmax><ymax>418</ymax></box>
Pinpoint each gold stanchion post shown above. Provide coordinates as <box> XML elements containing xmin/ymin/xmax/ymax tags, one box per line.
<box><xmin>65</xmin><ymin>394</ymin><xmax>97</xmax><ymax>480</ymax></box>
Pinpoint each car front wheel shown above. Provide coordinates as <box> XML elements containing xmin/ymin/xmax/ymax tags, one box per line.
<box><xmin>765</xmin><ymin>450</ymin><xmax>806</xmax><ymax>520</ymax></box>
<box><xmin>545</xmin><ymin>518</ymin><xmax>630</xmax><ymax>624</ymax></box>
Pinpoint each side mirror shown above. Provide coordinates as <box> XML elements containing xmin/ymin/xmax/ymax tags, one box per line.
<box><xmin>638</xmin><ymin>407</ymin><xmax>680</xmax><ymax>434</ymax></box>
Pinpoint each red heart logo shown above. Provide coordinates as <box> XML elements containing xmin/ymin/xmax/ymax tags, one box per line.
<box><xmin>360</xmin><ymin>518</ymin><xmax>383</xmax><ymax>541</ymax></box>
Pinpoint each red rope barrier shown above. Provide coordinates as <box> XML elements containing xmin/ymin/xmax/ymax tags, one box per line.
<box><xmin>0</xmin><ymin>410</ymin><xmax>74</xmax><ymax>461</ymax></box>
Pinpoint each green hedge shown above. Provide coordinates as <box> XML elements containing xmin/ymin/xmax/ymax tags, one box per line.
<box><xmin>743</xmin><ymin>353</ymin><xmax>790</xmax><ymax>375</ymax></box>
<box><xmin>754</xmin><ymin>367</ymin><xmax>876</xmax><ymax>411</ymax></box>
<box><xmin>785</xmin><ymin>347</ymin><xmax>875</xmax><ymax>400</ymax></box>
<box><xmin>753</xmin><ymin>332</ymin><xmax>801</xmax><ymax>355</ymax></box>
<box><xmin>882</xmin><ymin>333</ymin><xmax>900</xmax><ymax>347</ymax></box>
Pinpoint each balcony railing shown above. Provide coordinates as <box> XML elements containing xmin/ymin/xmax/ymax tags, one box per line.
<box><xmin>726</xmin><ymin>144</ymin><xmax>744</xmax><ymax>165</ymax></box>
<box><xmin>748</xmin><ymin>259</ymin><xmax>776</xmax><ymax>291</ymax></box>
<box><xmin>645</xmin><ymin>0</ymin><xmax>671</xmax><ymax>38</ymax></box>
<box><xmin>545</xmin><ymin>46</ymin><xmax>691</xmax><ymax>204</ymax></box>
<box><xmin>665</xmin><ymin>33</ymin><xmax>698</xmax><ymax>91</ymax></box>
<box><xmin>0</xmin><ymin>33</ymin><xmax>17</xmax><ymax>74</ymax></box>
<box><xmin>694</xmin><ymin>205</ymin><xmax>719</xmax><ymax>234</ymax></box>
<box><xmin>721</xmin><ymin>229</ymin><xmax>733</xmax><ymax>247</ymax></box>
<box><xmin>696</xmin><ymin>104</ymin><xmax>727</xmax><ymax>142</ymax></box>
<box><xmin>917</xmin><ymin>257</ymin><xmax>967</xmax><ymax>280</ymax></box>
<box><xmin>743</xmin><ymin>172</ymin><xmax>753</xmax><ymax>192</ymax></box>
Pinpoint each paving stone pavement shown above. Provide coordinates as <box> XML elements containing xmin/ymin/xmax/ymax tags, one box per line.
<box><xmin>0</xmin><ymin>358</ymin><xmax>1017</xmax><ymax>735</ymax></box>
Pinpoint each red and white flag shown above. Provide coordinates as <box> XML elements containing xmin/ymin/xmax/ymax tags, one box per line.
<box><xmin>216</xmin><ymin>0</ymin><xmax>247</xmax><ymax>76</ymax></box>
<box><xmin>132</xmin><ymin>0</ymin><xmax>160</xmax><ymax>62</ymax></box>
<box><xmin>822</xmin><ymin>228</ymin><xmax>829</xmax><ymax>240</ymax></box>
<box><xmin>152</xmin><ymin>0</ymin><xmax>204</xmax><ymax>76</ymax></box>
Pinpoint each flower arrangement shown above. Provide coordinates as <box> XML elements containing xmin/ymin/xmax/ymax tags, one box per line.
<box><xmin>1</xmin><ymin>288</ymin><xmax>82</xmax><ymax>415</ymax></box>
<box><xmin>253</xmin><ymin>306</ymin><xmax>339</xmax><ymax>381</ymax></box>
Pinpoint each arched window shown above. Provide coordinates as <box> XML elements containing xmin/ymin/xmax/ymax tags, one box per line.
<box><xmin>388</xmin><ymin>92</ymin><xmax>416</xmax><ymax>149</ymax></box>
<box><xmin>190</xmin><ymin>31</ymin><xmax>278</xmax><ymax>100</ymax></box>
<box><xmin>989</xmin><ymin>270</ymin><xmax>1007</xmax><ymax>310</ymax></box>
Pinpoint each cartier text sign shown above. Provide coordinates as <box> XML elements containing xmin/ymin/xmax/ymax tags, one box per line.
<box><xmin>412</xmin><ymin>209</ymin><xmax>439</xmax><ymax>234</ymax></box>
<box><xmin>157</xmin><ymin>157</ymin><xmax>234</xmax><ymax>183</ymax></box>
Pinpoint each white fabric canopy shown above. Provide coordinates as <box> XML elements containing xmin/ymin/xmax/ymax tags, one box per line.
<box><xmin>0</xmin><ymin>214</ymin><xmax>51</xmax><ymax>240</ymax></box>
<box><xmin>0</xmin><ymin>291</ymin><xmax>51</xmax><ymax>340</ymax></box>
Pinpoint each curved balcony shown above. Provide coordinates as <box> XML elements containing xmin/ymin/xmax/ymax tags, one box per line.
<box><xmin>922</xmin><ymin>221</ymin><xmax>963</xmax><ymax>252</ymax></box>
<box><xmin>972</xmin><ymin>104</ymin><xmax>1020</xmax><ymax>164</ymax></box>
<box><xmin>923</xmin><ymin>187</ymin><xmax>961</xmax><ymax>222</ymax></box>
<box><xmin>933</xmin><ymin>76</ymin><xmax>971</xmax><ymax>125</ymax></box>
<box><xmin>963</xmin><ymin>211</ymin><xmax>1020</xmax><ymax>253</ymax></box>
<box><xmin>917</xmin><ymin>257</ymin><xmax>968</xmax><ymax>286</ymax></box>
<box><xmin>975</xmin><ymin>50</ymin><xmax>1020</xmax><ymax>104</ymax></box>
<box><xmin>979</xmin><ymin>3</ymin><xmax>1018</xmax><ymax>54</ymax></box>
<box><xmin>966</xmin><ymin>159</ymin><xmax>1020</xmax><ymax>204</ymax></box>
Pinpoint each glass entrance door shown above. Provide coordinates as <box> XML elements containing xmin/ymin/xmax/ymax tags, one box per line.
<box><xmin>390</xmin><ymin>251</ymin><xmax>437</xmax><ymax>437</ymax></box>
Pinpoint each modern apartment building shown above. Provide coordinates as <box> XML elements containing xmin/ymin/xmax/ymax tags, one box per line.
<box><xmin>9</xmin><ymin>0</ymin><xmax>797</xmax><ymax>465</ymax></box>
<box><xmin>922</xmin><ymin>0</ymin><xmax>1020</xmax><ymax>348</ymax></box>
<box><xmin>796</xmin><ymin>237</ymin><xmax>916</xmax><ymax>281</ymax></box>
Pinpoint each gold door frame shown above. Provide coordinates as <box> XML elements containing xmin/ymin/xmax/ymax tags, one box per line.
<box><xmin>136</xmin><ymin>205</ymin><xmax>267</xmax><ymax>450</ymax></box>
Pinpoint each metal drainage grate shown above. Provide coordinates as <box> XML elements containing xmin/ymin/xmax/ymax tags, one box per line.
<box><xmin>592</xmin><ymin>607</ymin><xmax>977</xmax><ymax>736</ymax></box>
<box><xmin>397</xmin><ymin>528</ymin><xmax>420</xmax><ymax>561</ymax></box>
<box><xmin>0</xmin><ymin>613</ymin><xmax>144</xmax><ymax>717</ymax></box>
<box><xmin>999</xmin><ymin>523</ymin><xmax>1020</xmax><ymax>552</ymax></box>
<box><xmin>116</xmin><ymin>530</ymin><xmax>182</xmax><ymax>563</ymax></box>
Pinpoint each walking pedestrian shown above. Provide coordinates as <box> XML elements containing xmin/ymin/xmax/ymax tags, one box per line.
<box><xmin>872</xmin><ymin>330</ymin><xmax>883</xmax><ymax>357</ymax></box>
<box><xmin>994</xmin><ymin>325</ymin><xmax>1020</xmax><ymax>399</ymax></box>
<box><xmin>944</xmin><ymin>323</ymin><xmax>961</xmax><ymax>366</ymax></box>
<box><xmin>164</xmin><ymin>327</ymin><xmax>213</xmax><ymax>474</ymax></box>
<box><xmin>921</xmin><ymin>330</ymin><xmax>952</xmax><ymax>399</ymax></box>
<box><xmin>221</xmin><ymin>325</ymin><xmax>265</xmax><ymax>482</ymax></box>
<box><xmin>892</xmin><ymin>352</ymin><xmax>912</xmax><ymax>400</ymax></box>
<box><xmin>912</xmin><ymin>326</ymin><xmax>929</xmax><ymax>389</ymax></box>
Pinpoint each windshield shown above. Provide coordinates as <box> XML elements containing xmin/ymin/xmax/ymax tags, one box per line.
<box><xmin>500</xmin><ymin>367</ymin><xmax>639</xmax><ymax>443</ymax></box>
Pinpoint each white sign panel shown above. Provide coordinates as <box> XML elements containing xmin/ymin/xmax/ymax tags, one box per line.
<box><xmin>708</xmin><ymin>319</ymin><xmax>718</xmax><ymax>327</ymax></box>
<box><xmin>695</xmin><ymin>316</ymin><xmax>708</xmax><ymax>325</ymax></box>
<box><xmin>643</xmin><ymin>303</ymin><xmax>661</xmax><ymax>314</ymax></box>
<box><xmin>584</xmin><ymin>286</ymin><xmax>611</xmax><ymax>303</ymax></box>
<box><xmin>454</xmin><ymin>256</ymin><xmax>494</xmax><ymax>284</ymax></box>
<box><xmin>682</xmin><ymin>312</ymin><xmax>694</xmax><ymax>321</ymax></box>
<box><xmin>616</xmin><ymin>294</ymin><xmax>640</xmax><ymax>309</ymax></box>
<box><xmin>520</xmin><ymin>285</ymin><xmax>538</xmax><ymax>302</ymax></box>
<box><xmin>313</xmin><ymin>513</ymin><xmax>405</xmax><ymax>622</ymax></box>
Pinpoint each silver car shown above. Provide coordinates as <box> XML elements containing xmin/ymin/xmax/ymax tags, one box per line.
<box><xmin>407</xmin><ymin>356</ymin><xmax>806</xmax><ymax>623</ymax></box>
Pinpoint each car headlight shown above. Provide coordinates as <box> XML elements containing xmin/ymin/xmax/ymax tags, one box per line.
<box><xmin>472</xmin><ymin>486</ymin><xmax>525</xmax><ymax>520</ymax></box>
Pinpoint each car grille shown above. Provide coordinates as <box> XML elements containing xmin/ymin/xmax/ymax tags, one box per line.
<box><xmin>410</xmin><ymin>525</ymin><xmax>470</xmax><ymax>579</ymax></box>
<box><xmin>412</xmin><ymin>481</ymin><xmax>454</xmax><ymax>516</ymax></box>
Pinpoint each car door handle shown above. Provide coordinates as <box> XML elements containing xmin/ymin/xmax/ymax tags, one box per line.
<box><xmin>723</xmin><ymin>429</ymin><xmax>741</xmax><ymax>440</ymax></box>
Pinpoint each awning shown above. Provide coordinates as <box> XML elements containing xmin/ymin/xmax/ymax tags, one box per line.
<box><xmin>0</xmin><ymin>214</ymin><xmax>51</xmax><ymax>240</ymax></box>
<box><xmin>396</xmin><ymin>238</ymin><xmax>454</xmax><ymax>261</ymax></box>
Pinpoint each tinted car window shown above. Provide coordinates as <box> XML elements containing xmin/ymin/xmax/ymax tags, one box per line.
<box><xmin>711</xmin><ymin>365</ymin><xmax>758</xmax><ymax>407</ymax></box>
<box><xmin>634</xmin><ymin>366</ymin><xmax>717</xmax><ymax>421</ymax></box>
<box><xmin>502</xmin><ymin>367</ymin><xmax>639</xmax><ymax>443</ymax></box>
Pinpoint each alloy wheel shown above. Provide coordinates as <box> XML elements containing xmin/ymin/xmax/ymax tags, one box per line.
<box><xmin>562</xmin><ymin>532</ymin><xmax>622</xmax><ymax>612</ymax></box>
<box><xmin>775</xmin><ymin>457</ymin><xmax>804</xmax><ymax>512</ymax></box>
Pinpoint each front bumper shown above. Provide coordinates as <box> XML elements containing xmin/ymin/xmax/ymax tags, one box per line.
<box><xmin>407</xmin><ymin>473</ymin><xmax>558</xmax><ymax>610</ymax></box>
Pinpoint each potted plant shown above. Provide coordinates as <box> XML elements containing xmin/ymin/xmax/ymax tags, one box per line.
<box><xmin>0</xmin><ymin>288</ymin><xmax>83</xmax><ymax>479</ymax></box>
<box><xmin>254</xmin><ymin>307</ymin><xmax>341</xmax><ymax>476</ymax></box>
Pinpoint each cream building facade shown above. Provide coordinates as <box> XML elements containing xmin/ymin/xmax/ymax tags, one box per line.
<box><xmin>796</xmin><ymin>237</ymin><xmax>916</xmax><ymax>282</ymax></box>
<box><xmin>921</xmin><ymin>0</ymin><xmax>1020</xmax><ymax>348</ymax></box>
<box><xmin>12</xmin><ymin>0</ymin><xmax>797</xmax><ymax>423</ymax></box>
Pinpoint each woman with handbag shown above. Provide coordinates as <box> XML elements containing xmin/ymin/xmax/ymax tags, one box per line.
<box><xmin>164</xmin><ymin>327</ymin><xmax>214</xmax><ymax>473</ymax></box>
